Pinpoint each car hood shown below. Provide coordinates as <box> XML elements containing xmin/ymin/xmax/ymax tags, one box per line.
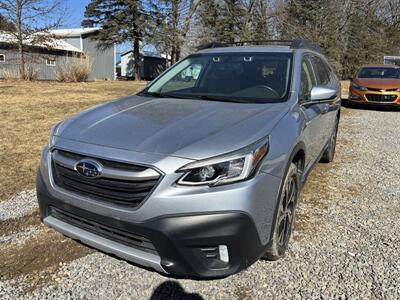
<box><xmin>354</xmin><ymin>78</ymin><xmax>400</xmax><ymax>89</ymax></box>
<box><xmin>56</xmin><ymin>95</ymin><xmax>289</xmax><ymax>160</ymax></box>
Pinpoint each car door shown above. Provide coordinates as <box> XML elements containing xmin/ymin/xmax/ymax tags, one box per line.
<box><xmin>310</xmin><ymin>55</ymin><xmax>340</xmax><ymax>146</ymax></box>
<box><xmin>299</xmin><ymin>55</ymin><xmax>328</xmax><ymax>168</ymax></box>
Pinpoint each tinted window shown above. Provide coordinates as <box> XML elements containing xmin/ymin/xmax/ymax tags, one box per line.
<box><xmin>357</xmin><ymin>67</ymin><xmax>400</xmax><ymax>79</ymax></box>
<box><xmin>300</xmin><ymin>57</ymin><xmax>317</xmax><ymax>101</ymax></box>
<box><xmin>146</xmin><ymin>52</ymin><xmax>293</xmax><ymax>104</ymax></box>
<box><xmin>311</xmin><ymin>56</ymin><xmax>330</xmax><ymax>85</ymax></box>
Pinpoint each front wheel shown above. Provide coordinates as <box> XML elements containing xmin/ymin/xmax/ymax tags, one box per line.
<box><xmin>263</xmin><ymin>163</ymin><xmax>299</xmax><ymax>260</ymax></box>
<box><xmin>320</xmin><ymin>120</ymin><xmax>339</xmax><ymax>163</ymax></box>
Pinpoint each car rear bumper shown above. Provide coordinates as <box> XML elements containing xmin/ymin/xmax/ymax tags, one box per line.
<box><xmin>37</xmin><ymin>170</ymin><xmax>266</xmax><ymax>278</ymax></box>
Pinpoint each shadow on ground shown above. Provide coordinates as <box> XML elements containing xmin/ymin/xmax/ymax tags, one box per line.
<box><xmin>149</xmin><ymin>281</ymin><xmax>204</xmax><ymax>300</ymax></box>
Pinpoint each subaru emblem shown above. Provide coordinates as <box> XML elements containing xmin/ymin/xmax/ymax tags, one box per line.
<box><xmin>75</xmin><ymin>159</ymin><xmax>103</xmax><ymax>179</ymax></box>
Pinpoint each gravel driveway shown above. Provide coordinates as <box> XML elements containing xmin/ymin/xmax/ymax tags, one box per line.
<box><xmin>0</xmin><ymin>107</ymin><xmax>399</xmax><ymax>299</ymax></box>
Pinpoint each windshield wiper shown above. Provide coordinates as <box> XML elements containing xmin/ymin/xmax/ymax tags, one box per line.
<box><xmin>142</xmin><ymin>91</ymin><xmax>247</xmax><ymax>103</ymax></box>
<box><xmin>197</xmin><ymin>95</ymin><xmax>247</xmax><ymax>103</ymax></box>
<box><xmin>141</xmin><ymin>91</ymin><xmax>187</xmax><ymax>99</ymax></box>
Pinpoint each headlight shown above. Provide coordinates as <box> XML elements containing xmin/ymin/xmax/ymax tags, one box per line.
<box><xmin>48</xmin><ymin>122</ymin><xmax>62</xmax><ymax>149</ymax></box>
<box><xmin>351</xmin><ymin>82</ymin><xmax>367</xmax><ymax>91</ymax></box>
<box><xmin>177</xmin><ymin>137</ymin><xmax>269</xmax><ymax>186</ymax></box>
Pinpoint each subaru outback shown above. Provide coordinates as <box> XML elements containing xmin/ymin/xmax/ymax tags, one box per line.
<box><xmin>37</xmin><ymin>39</ymin><xmax>341</xmax><ymax>278</ymax></box>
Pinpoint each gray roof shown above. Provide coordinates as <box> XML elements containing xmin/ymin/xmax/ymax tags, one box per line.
<box><xmin>50</xmin><ymin>28</ymin><xmax>100</xmax><ymax>38</ymax></box>
<box><xmin>0</xmin><ymin>31</ymin><xmax>82</xmax><ymax>52</ymax></box>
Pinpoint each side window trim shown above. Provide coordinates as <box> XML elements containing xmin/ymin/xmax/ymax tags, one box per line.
<box><xmin>300</xmin><ymin>53</ymin><xmax>317</xmax><ymax>102</ymax></box>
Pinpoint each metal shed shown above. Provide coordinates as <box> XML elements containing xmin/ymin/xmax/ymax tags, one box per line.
<box><xmin>0</xmin><ymin>28</ymin><xmax>116</xmax><ymax>81</ymax></box>
<box><xmin>120</xmin><ymin>51</ymin><xmax>166</xmax><ymax>80</ymax></box>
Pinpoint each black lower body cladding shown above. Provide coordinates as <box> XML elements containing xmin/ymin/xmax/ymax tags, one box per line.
<box><xmin>37</xmin><ymin>171</ymin><xmax>265</xmax><ymax>278</ymax></box>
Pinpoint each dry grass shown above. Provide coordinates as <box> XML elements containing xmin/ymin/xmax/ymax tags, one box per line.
<box><xmin>341</xmin><ymin>80</ymin><xmax>350</xmax><ymax>99</ymax></box>
<box><xmin>0</xmin><ymin>80</ymin><xmax>146</xmax><ymax>201</ymax></box>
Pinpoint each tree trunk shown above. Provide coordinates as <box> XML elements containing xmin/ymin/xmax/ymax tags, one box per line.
<box><xmin>133</xmin><ymin>37</ymin><xmax>141</xmax><ymax>81</ymax></box>
<box><xmin>18</xmin><ymin>43</ymin><xmax>25</xmax><ymax>80</ymax></box>
<box><xmin>176</xmin><ymin>46</ymin><xmax>181</xmax><ymax>62</ymax></box>
<box><xmin>171</xmin><ymin>45</ymin><xmax>176</xmax><ymax>65</ymax></box>
<box><xmin>16</xmin><ymin>0</ymin><xmax>25</xmax><ymax>80</ymax></box>
<box><xmin>171</xmin><ymin>0</ymin><xmax>179</xmax><ymax>65</ymax></box>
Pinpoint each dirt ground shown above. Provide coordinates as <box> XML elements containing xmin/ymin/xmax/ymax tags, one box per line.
<box><xmin>0</xmin><ymin>81</ymin><xmax>146</xmax><ymax>201</ymax></box>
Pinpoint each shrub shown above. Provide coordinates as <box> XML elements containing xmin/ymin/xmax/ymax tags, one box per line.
<box><xmin>24</xmin><ymin>65</ymin><xmax>40</xmax><ymax>81</ymax></box>
<box><xmin>55</xmin><ymin>55</ymin><xmax>92</xmax><ymax>82</ymax></box>
<box><xmin>0</xmin><ymin>69</ymin><xmax>19</xmax><ymax>80</ymax></box>
<box><xmin>0</xmin><ymin>65</ymin><xmax>40</xmax><ymax>81</ymax></box>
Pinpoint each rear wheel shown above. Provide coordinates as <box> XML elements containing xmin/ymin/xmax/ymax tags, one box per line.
<box><xmin>263</xmin><ymin>163</ymin><xmax>299</xmax><ymax>260</ymax></box>
<box><xmin>320</xmin><ymin>120</ymin><xmax>339</xmax><ymax>163</ymax></box>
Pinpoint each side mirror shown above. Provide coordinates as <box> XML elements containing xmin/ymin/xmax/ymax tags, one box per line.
<box><xmin>310</xmin><ymin>86</ymin><xmax>337</xmax><ymax>101</ymax></box>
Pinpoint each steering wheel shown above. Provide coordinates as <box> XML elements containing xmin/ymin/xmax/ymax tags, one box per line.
<box><xmin>254</xmin><ymin>85</ymin><xmax>280</xmax><ymax>98</ymax></box>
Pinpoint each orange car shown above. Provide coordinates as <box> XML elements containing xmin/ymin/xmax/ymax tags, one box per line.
<box><xmin>348</xmin><ymin>64</ymin><xmax>400</xmax><ymax>106</ymax></box>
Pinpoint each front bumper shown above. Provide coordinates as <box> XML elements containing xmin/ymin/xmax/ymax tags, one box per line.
<box><xmin>37</xmin><ymin>171</ymin><xmax>266</xmax><ymax>278</ymax></box>
<box><xmin>348</xmin><ymin>88</ymin><xmax>400</xmax><ymax>107</ymax></box>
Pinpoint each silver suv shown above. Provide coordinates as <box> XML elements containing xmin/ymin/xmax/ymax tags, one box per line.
<box><xmin>37</xmin><ymin>40</ymin><xmax>341</xmax><ymax>278</ymax></box>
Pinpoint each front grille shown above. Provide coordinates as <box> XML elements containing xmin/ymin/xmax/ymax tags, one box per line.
<box><xmin>57</xmin><ymin>150</ymin><xmax>147</xmax><ymax>172</ymax></box>
<box><xmin>367</xmin><ymin>87</ymin><xmax>398</xmax><ymax>92</ymax></box>
<box><xmin>49</xmin><ymin>207</ymin><xmax>157</xmax><ymax>254</ymax></box>
<box><xmin>365</xmin><ymin>94</ymin><xmax>397</xmax><ymax>102</ymax></box>
<box><xmin>52</xmin><ymin>150</ymin><xmax>160</xmax><ymax>208</ymax></box>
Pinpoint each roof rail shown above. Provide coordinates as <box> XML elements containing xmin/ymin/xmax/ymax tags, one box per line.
<box><xmin>197</xmin><ymin>38</ymin><xmax>321</xmax><ymax>53</ymax></box>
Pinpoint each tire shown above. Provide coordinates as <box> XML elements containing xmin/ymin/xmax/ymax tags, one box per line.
<box><xmin>263</xmin><ymin>163</ymin><xmax>299</xmax><ymax>260</ymax></box>
<box><xmin>320</xmin><ymin>120</ymin><xmax>339</xmax><ymax>163</ymax></box>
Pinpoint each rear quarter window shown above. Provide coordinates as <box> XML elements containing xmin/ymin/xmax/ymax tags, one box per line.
<box><xmin>311</xmin><ymin>56</ymin><xmax>330</xmax><ymax>85</ymax></box>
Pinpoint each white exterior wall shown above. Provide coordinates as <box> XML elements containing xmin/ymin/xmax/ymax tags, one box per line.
<box><xmin>121</xmin><ymin>52</ymin><xmax>134</xmax><ymax>77</ymax></box>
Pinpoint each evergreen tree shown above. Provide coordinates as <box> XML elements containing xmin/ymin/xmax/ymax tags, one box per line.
<box><xmin>195</xmin><ymin>0</ymin><xmax>221</xmax><ymax>44</ymax></box>
<box><xmin>196</xmin><ymin>0</ymin><xmax>259</xmax><ymax>44</ymax></box>
<box><xmin>250</xmin><ymin>0</ymin><xmax>271</xmax><ymax>41</ymax></box>
<box><xmin>82</xmin><ymin>0</ymin><xmax>149</xmax><ymax>80</ymax></box>
<box><xmin>278</xmin><ymin>0</ymin><xmax>343</xmax><ymax>74</ymax></box>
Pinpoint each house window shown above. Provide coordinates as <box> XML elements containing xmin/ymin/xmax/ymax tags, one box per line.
<box><xmin>0</xmin><ymin>54</ymin><xmax>5</xmax><ymax>63</ymax></box>
<box><xmin>46</xmin><ymin>58</ymin><xmax>56</xmax><ymax>66</ymax></box>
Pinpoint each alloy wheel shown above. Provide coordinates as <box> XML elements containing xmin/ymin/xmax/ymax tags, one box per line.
<box><xmin>277</xmin><ymin>175</ymin><xmax>297</xmax><ymax>248</ymax></box>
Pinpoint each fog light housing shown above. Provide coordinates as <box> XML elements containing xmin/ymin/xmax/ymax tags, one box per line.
<box><xmin>218</xmin><ymin>245</ymin><xmax>229</xmax><ymax>263</ymax></box>
<box><xmin>350</xmin><ymin>94</ymin><xmax>360</xmax><ymax>100</ymax></box>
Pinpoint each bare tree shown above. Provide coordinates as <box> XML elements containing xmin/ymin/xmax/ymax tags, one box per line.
<box><xmin>148</xmin><ymin>0</ymin><xmax>200</xmax><ymax>64</ymax></box>
<box><xmin>0</xmin><ymin>0</ymin><xmax>65</xmax><ymax>79</ymax></box>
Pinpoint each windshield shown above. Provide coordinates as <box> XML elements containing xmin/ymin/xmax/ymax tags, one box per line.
<box><xmin>144</xmin><ymin>52</ymin><xmax>293</xmax><ymax>103</ymax></box>
<box><xmin>357</xmin><ymin>67</ymin><xmax>400</xmax><ymax>79</ymax></box>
